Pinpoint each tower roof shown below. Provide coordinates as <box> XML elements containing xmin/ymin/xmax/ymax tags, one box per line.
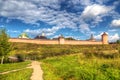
<box><xmin>102</xmin><ymin>32</ymin><xmax>108</xmax><ymax>36</ymax></box>
<box><xmin>90</xmin><ymin>34</ymin><xmax>94</xmax><ymax>40</ymax></box>
<box><xmin>88</xmin><ymin>34</ymin><xmax>95</xmax><ymax>41</ymax></box>
<box><xmin>59</xmin><ymin>34</ymin><xmax>64</xmax><ymax>38</ymax></box>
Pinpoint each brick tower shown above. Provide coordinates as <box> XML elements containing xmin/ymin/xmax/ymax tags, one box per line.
<box><xmin>102</xmin><ymin>32</ymin><xmax>108</xmax><ymax>44</ymax></box>
<box><xmin>58</xmin><ymin>34</ymin><xmax>65</xmax><ymax>44</ymax></box>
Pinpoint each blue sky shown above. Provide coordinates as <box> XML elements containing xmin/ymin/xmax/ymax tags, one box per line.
<box><xmin>0</xmin><ymin>0</ymin><xmax>120</xmax><ymax>42</ymax></box>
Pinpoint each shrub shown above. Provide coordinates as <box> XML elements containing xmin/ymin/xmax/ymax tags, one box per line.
<box><xmin>15</xmin><ymin>54</ymin><xmax>25</xmax><ymax>62</ymax></box>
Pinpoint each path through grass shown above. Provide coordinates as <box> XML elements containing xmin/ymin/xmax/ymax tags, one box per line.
<box><xmin>0</xmin><ymin>61</ymin><xmax>30</xmax><ymax>73</ymax></box>
<box><xmin>0</xmin><ymin>68</ymin><xmax>32</xmax><ymax>80</ymax></box>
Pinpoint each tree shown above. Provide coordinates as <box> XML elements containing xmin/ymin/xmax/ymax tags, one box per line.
<box><xmin>0</xmin><ymin>29</ymin><xmax>12</xmax><ymax>64</ymax></box>
<box><xmin>116</xmin><ymin>40</ymin><xmax>120</xmax><ymax>44</ymax></box>
<box><xmin>65</xmin><ymin>37</ymin><xmax>76</xmax><ymax>40</ymax></box>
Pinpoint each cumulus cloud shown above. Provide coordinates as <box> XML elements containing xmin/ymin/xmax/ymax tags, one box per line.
<box><xmin>113</xmin><ymin>0</ymin><xmax>120</xmax><ymax>7</ymax></box>
<box><xmin>80</xmin><ymin>4</ymin><xmax>114</xmax><ymax>28</ymax></box>
<box><xmin>95</xmin><ymin>33</ymin><xmax>120</xmax><ymax>42</ymax></box>
<box><xmin>79</xmin><ymin>23</ymin><xmax>90</xmax><ymax>33</ymax></box>
<box><xmin>111</xmin><ymin>19</ymin><xmax>120</xmax><ymax>27</ymax></box>
<box><xmin>94</xmin><ymin>33</ymin><xmax>103</xmax><ymax>40</ymax></box>
<box><xmin>81</xmin><ymin>4</ymin><xmax>113</xmax><ymax>20</ymax></box>
<box><xmin>109</xmin><ymin>33</ymin><xmax>120</xmax><ymax>42</ymax></box>
<box><xmin>24</xmin><ymin>26</ymin><xmax>61</xmax><ymax>36</ymax></box>
<box><xmin>0</xmin><ymin>25</ymin><xmax>5</xmax><ymax>28</ymax></box>
<box><xmin>95</xmin><ymin>0</ymin><xmax>110</xmax><ymax>4</ymax></box>
<box><xmin>0</xmin><ymin>0</ymin><xmax>118</xmax><ymax>37</ymax></box>
<box><xmin>108</xmin><ymin>29</ymin><xmax>117</xmax><ymax>32</ymax></box>
<box><xmin>7</xmin><ymin>30</ymin><xmax>20</xmax><ymax>33</ymax></box>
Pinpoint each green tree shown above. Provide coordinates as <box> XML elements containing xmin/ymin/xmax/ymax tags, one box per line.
<box><xmin>116</xmin><ymin>40</ymin><xmax>120</xmax><ymax>44</ymax></box>
<box><xmin>0</xmin><ymin>29</ymin><xmax>12</xmax><ymax>64</ymax></box>
<box><xmin>65</xmin><ymin>37</ymin><xmax>76</xmax><ymax>40</ymax></box>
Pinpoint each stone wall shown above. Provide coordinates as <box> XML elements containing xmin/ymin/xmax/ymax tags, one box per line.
<box><xmin>9</xmin><ymin>38</ymin><xmax>59</xmax><ymax>44</ymax></box>
<box><xmin>9</xmin><ymin>38</ymin><xmax>103</xmax><ymax>45</ymax></box>
<box><xmin>64</xmin><ymin>40</ymin><xmax>102</xmax><ymax>45</ymax></box>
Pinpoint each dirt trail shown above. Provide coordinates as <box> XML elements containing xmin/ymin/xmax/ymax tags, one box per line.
<box><xmin>30</xmin><ymin>61</ymin><xmax>43</xmax><ymax>80</ymax></box>
<box><xmin>0</xmin><ymin>68</ymin><xmax>27</xmax><ymax>75</ymax></box>
<box><xmin>0</xmin><ymin>61</ymin><xmax>43</xmax><ymax>80</ymax></box>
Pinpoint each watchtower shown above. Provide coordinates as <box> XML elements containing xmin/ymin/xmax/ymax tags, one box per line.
<box><xmin>58</xmin><ymin>34</ymin><xmax>65</xmax><ymax>44</ymax></box>
<box><xmin>102</xmin><ymin>32</ymin><xmax>108</xmax><ymax>44</ymax></box>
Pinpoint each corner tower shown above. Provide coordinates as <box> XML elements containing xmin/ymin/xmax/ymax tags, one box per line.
<box><xmin>102</xmin><ymin>32</ymin><xmax>108</xmax><ymax>44</ymax></box>
<box><xmin>58</xmin><ymin>34</ymin><xmax>65</xmax><ymax>44</ymax></box>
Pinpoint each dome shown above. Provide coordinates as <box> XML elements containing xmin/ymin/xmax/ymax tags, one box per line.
<box><xmin>18</xmin><ymin>33</ymin><xmax>29</xmax><ymax>39</ymax></box>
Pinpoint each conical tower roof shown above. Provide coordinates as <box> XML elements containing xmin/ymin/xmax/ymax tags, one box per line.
<box><xmin>90</xmin><ymin>34</ymin><xmax>94</xmax><ymax>40</ymax></box>
<box><xmin>102</xmin><ymin>32</ymin><xmax>108</xmax><ymax>36</ymax></box>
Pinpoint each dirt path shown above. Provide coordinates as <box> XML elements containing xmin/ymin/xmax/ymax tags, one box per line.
<box><xmin>0</xmin><ymin>64</ymin><xmax>31</xmax><ymax>75</ymax></box>
<box><xmin>0</xmin><ymin>61</ymin><xmax>43</xmax><ymax>80</ymax></box>
<box><xmin>30</xmin><ymin>61</ymin><xmax>43</xmax><ymax>80</ymax></box>
<box><xmin>0</xmin><ymin>67</ymin><xmax>27</xmax><ymax>75</ymax></box>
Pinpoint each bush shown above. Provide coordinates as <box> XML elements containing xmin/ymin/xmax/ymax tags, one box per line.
<box><xmin>15</xmin><ymin>54</ymin><xmax>25</xmax><ymax>62</ymax></box>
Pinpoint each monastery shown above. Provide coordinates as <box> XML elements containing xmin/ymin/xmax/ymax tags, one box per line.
<box><xmin>9</xmin><ymin>32</ymin><xmax>108</xmax><ymax>45</ymax></box>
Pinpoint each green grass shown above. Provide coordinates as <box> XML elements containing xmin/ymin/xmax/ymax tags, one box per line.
<box><xmin>41</xmin><ymin>54</ymin><xmax>120</xmax><ymax>80</ymax></box>
<box><xmin>0</xmin><ymin>68</ymin><xmax>32</xmax><ymax>80</ymax></box>
<box><xmin>0</xmin><ymin>61</ymin><xmax>30</xmax><ymax>73</ymax></box>
<box><xmin>11</xmin><ymin>42</ymin><xmax>120</xmax><ymax>60</ymax></box>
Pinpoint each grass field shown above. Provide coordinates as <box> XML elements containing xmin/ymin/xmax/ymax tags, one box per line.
<box><xmin>0</xmin><ymin>61</ymin><xmax>30</xmax><ymax>73</ymax></box>
<box><xmin>1</xmin><ymin>43</ymin><xmax>120</xmax><ymax>80</ymax></box>
<box><xmin>41</xmin><ymin>54</ymin><xmax>120</xmax><ymax>80</ymax></box>
<box><xmin>0</xmin><ymin>68</ymin><xmax>32</xmax><ymax>80</ymax></box>
<box><xmin>11</xmin><ymin>43</ymin><xmax>120</xmax><ymax>60</ymax></box>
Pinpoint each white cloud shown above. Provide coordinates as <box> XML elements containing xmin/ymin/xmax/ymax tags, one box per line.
<box><xmin>95</xmin><ymin>33</ymin><xmax>120</xmax><ymax>42</ymax></box>
<box><xmin>95</xmin><ymin>0</ymin><xmax>110</xmax><ymax>4</ymax></box>
<box><xmin>113</xmin><ymin>1</ymin><xmax>120</xmax><ymax>7</ymax></box>
<box><xmin>0</xmin><ymin>0</ymin><xmax>118</xmax><ymax>37</ymax></box>
<box><xmin>24</xmin><ymin>26</ymin><xmax>61</xmax><ymax>36</ymax></box>
<box><xmin>0</xmin><ymin>25</ymin><xmax>5</xmax><ymax>28</ymax></box>
<box><xmin>80</xmin><ymin>4</ymin><xmax>114</xmax><ymax>28</ymax></box>
<box><xmin>111</xmin><ymin>19</ymin><xmax>120</xmax><ymax>27</ymax></box>
<box><xmin>81</xmin><ymin>4</ymin><xmax>112</xmax><ymax>19</ymax></box>
<box><xmin>94</xmin><ymin>33</ymin><xmax>103</xmax><ymax>40</ymax></box>
<box><xmin>109</xmin><ymin>33</ymin><xmax>120</xmax><ymax>42</ymax></box>
<box><xmin>68</xmin><ymin>0</ymin><xmax>93</xmax><ymax>6</ymax></box>
<box><xmin>30</xmin><ymin>0</ymin><xmax>60</xmax><ymax>9</ymax></box>
<box><xmin>7</xmin><ymin>30</ymin><xmax>20</xmax><ymax>33</ymax></box>
<box><xmin>79</xmin><ymin>23</ymin><xmax>90</xmax><ymax>33</ymax></box>
<box><xmin>0</xmin><ymin>0</ymin><xmax>79</xmax><ymax>31</ymax></box>
<box><xmin>108</xmin><ymin>29</ymin><xmax>117</xmax><ymax>32</ymax></box>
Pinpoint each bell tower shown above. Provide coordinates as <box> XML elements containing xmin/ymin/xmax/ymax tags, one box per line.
<box><xmin>41</xmin><ymin>31</ymin><xmax>45</xmax><ymax>36</ymax></box>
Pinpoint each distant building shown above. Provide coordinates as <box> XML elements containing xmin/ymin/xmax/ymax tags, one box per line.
<box><xmin>58</xmin><ymin>34</ymin><xmax>65</xmax><ymax>44</ymax></box>
<box><xmin>18</xmin><ymin>33</ymin><xmax>29</xmax><ymax>39</ymax></box>
<box><xmin>34</xmin><ymin>32</ymin><xmax>47</xmax><ymax>39</ymax></box>
<box><xmin>102</xmin><ymin>32</ymin><xmax>108</xmax><ymax>44</ymax></box>
<box><xmin>87</xmin><ymin>34</ymin><xmax>96</xmax><ymax>41</ymax></box>
<box><xmin>9</xmin><ymin>32</ymin><xmax>109</xmax><ymax>45</ymax></box>
<box><xmin>52</xmin><ymin>38</ymin><xmax>58</xmax><ymax>40</ymax></box>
